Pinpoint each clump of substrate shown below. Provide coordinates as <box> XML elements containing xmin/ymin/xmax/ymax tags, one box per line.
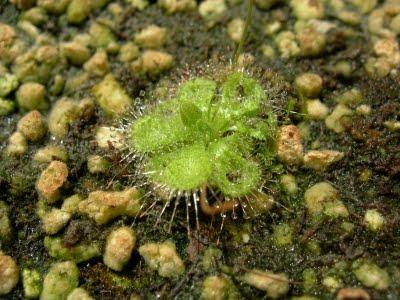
<box><xmin>0</xmin><ymin>251</ymin><xmax>19</xmax><ymax>295</ymax></box>
<box><xmin>103</xmin><ymin>226</ymin><xmax>136</xmax><ymax>271</ymax></box>
<box><xmin>40</xmin><ymin>261</ymin><xmax>79</xmax><ymax>300</ymax></box>
<box><xmin>138</xmin><ymin>240</ymin><xmax>185</xmax><ymax>278</ymax></box>
<box><xmin>1</xmin><ymin>0</ymin><xmax>399</xmax><ymax>298</ymax></box>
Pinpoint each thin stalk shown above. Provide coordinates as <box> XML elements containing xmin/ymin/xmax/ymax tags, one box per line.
<box><xmin>233</xmin><ymin>0</ymin><xmax>255</xmax><ymax>66</ymax></box>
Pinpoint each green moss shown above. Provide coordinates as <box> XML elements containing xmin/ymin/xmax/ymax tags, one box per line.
<box><xmin>40</xmin><ymin>261</ymin><xmax>79</xmax><ymax>300</ymax></box>
<box><xmin>352</xmin><ymin>259</ymin><xmax>391</xmax><ymax>290</ymax></box>
<box><xmin>0</xmin><ymin>98</ymin><xmax>15</xmax><ymax>116</ymax></box>
<box><xmin>0</xmin><ymin>73</ymin><xmax>18</xmax><ymax>97</ymax></box>
<box><xmin>67</xmin><ymin>0</ymin><xmax>91</xmax><ymax>24</ymax></box>
<box><xmin>44</xmin><ymin>236</ymin><xmax>101</xmax><ymax>263</ymax></box>
<box><xmin>138</xmin><ymin>240</ymin><xmax>185</xmax><ymax>278</ymax></box>
<box><xmin>22</xmin><ymin>268</ymin><xmax>42</xmax><ymax>299</ymax></box>
<box><xmin>109</xmin><ymin>273</ymin><xmax>134</xmax><ymax>290</ymax></box>
<box><xmin>201</xmin><ymin>247</ymin><xmax>223</xmax><ymax>271</ymax></box>
<box><xmin>272</xmin><ymin>223</ymin><xmax>293</xmax><ymax>247</ymax></box>
<box><xmin>302</xmin><ymin>268</ymin><xmax>317</xmax><ymax>293</ymax></box>
<box><xmin>0</xmin><ymin>201</ymin><xmax>12</xmax><ymax>244</ymax></box>
<box><xmin>200</xmin><ymin>275</ymin><xmax>239</xmax><ymax>300</ymax></box>
<box><xmin>89</xmin><ymin>22</ymin><xmax>116</xmax><ymax>49</ymax></box>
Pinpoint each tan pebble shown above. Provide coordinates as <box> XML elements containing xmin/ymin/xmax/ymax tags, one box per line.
<box><xmin>276</xmin><ymin>125</ymin><xmax>303</xmax><ymax>166</ymax></box>
<box><xmin>36</xmin><ymin>161</ymin><xmax>68</xmax><ymax>203</ymax></box>
<box><xmin>336</xmin><ymin>288</ymin><xmax>370</xmax><ymax>300</ymax></box>
<box><xmin>78</xmin><ymin>188</ymin><xmax>141</xmax><ymax>225</ymax></box>
<box><xmin>134</xmin><ymin>25</ymin><xmax>166</xmax><ymax>49</ymax></box>
<box><xmin>5</xmin><ymin>132</ymin><xmax>27</xmax><ymax>157</ymax></box>
<box><xmin>303</xmin><ymin>150</ymin><xmax>344</xmax><ymax>171</ymax></box>
<box><xmin>17</xmin><ymin>110</ymin><xmax>47</xmax><ymax>142</ymax></box>
<box><xmin>0</xmin><ymin>252</ymin><xmax>19</xmax><ymax>295</ymax></box>
<box><xmin>104</xmin><ymin>227</ymin><xmax>136</xmax><ymax>271</ymax></box>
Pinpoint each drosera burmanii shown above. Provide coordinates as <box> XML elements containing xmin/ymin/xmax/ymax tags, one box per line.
<box><xmin>116</xmin><ymin>0</ymin><xmax>280</xmax><ymax>234</ymax></box>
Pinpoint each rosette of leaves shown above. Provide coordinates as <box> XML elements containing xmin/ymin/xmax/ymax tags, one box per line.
<box><xmin>130</xmin><ymin>71</ymin><xmax>277</xmax><ymax>205</ymax></box>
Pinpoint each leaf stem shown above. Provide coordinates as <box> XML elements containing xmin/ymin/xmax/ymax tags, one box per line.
<box><xmin>233</xmin><ymin>0</ymin><xmax>255</xmax><ymax>66</ymax></box>
<box><xmin>199</xmin><ymin>183</ymin><xmax>239</xmax><ymax>216</ymax></box>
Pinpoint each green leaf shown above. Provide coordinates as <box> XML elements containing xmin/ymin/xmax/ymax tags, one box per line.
<box><xmin>176</xmin><ymin>78</ymin><xmax>216</xmax><ymax>111</ymax></box>
<box><xmin>147</xmin><ymin>143</ymin><xmax>212</xmax><ymax>191</ymax></box>
<box><xmin>235</xmin><ymin>119</ymin><xmax>267</xmax><ymax>141</ymax></box>
<box><xmin>180</xmin><ymin>101</ymin><xmax>203</xmax><ymax>128</ymax></box>
<box><xmin>130</xmin><ymin>113</ymin><xmax>188</xmax><ymax>153</ymax></box>
<box><xmin>211</xmin><ymin>149</ymin><xmax>261</xmax><ymax>197</ymax></box>
<box><xmin>220</xmin><ymin>72</ymin><xmax>265</xmax><ymax>119</ymax></box>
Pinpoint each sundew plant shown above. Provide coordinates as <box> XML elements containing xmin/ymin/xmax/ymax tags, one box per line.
<box><xmin>128</xmin><ymin>72</ymin><xmax>278</xmax><ymax>223</ymax></box>
<box><xmin>125</xmin><ymin>0</ymin><xmax>278</xmax><ymax>228</ymax></box>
